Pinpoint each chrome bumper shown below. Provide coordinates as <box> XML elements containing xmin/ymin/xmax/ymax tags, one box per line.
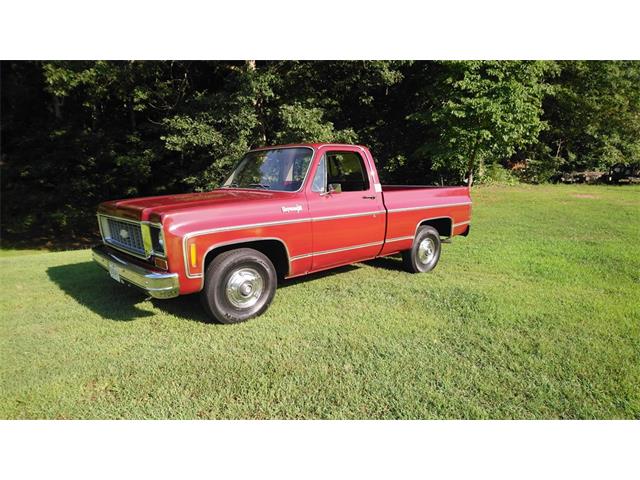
<box><xmin>92</xmin><ymin>245</ymin><xmax>180</xmax><ymax>299</ymax></box>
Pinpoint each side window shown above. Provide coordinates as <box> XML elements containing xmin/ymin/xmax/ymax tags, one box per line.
<box><xmin>311</xmin><ymin>155</ymin><xmax>327</xmax><ymax>193</ymax></box>
<box><xmin>325</xmin><ymin>151</ymin><xmax>370</xmax><ymax>192</ymax></box>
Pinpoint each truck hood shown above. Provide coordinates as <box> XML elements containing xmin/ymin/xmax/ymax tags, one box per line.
<box><xmin>98</xmin><ymin>188</ymin><xmax>294</xmax><ymax>222</ymax></box>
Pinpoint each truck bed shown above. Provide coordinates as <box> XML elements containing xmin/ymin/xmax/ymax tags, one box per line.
<box><xmin>378</xmin><ymin>184</ymin><xmax>472</xmax><ymax>255</ymax></box>
<box><xmin>381</xmin><ymin>184</ymin><xmax>471</xmax><ymax>211</ymax></box>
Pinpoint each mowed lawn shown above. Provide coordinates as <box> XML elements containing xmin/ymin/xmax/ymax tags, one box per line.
<box><xmin>1</xmin><ymin>185</ymin><xmax>638</xmax><ymax>419</ymax></box>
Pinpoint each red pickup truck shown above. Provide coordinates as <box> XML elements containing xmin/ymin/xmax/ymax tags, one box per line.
<box><xmin>92</xmin><ymin>144</ymin><xmax>471</xmax><ymax>323</ymax></box>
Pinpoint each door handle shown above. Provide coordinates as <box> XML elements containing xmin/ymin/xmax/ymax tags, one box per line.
<box><xmin>362</xmin><ymin>195</ymin><xmax>376</xmax><ymax>199</ymax></box>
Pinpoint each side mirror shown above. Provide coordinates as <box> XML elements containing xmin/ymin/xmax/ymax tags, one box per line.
<box><xmin>327</xmin><ymin>183</ymin><xmax>342</xmax><ymax>194</ymax></box>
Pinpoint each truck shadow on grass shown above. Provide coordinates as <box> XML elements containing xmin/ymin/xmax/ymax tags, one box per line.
<box><xmin>278</xmin><ymin>264</ymin><xmax>358</xmax><ymax>289</ymax></box>
<box><xmin>47</xmin><ymin>262</ymin><xmax>158</xmax><ymax>322</ymax></box>
<box><xmin>150</xmin><ymin>266</ymin><xmax>363</xmax><ymax>323</ymax></box>
<box><xmin>160</xmin><ymin>265</ymin><xmax>384</xmax><ymax>322</ymax></box>
<box><xmin>363</xmin><ymin>255</ymin><xmax>406</xmax><ymax>272</ymax></box>
<box><xmin>278</xmin><ymin>255</ymin><xmax>405</xmax><ymax>289</ymax></box>
<box><xmin>47</xmin><ymin>258</ymin><xmax>406</xmax><ymax>323</ymax></box>
<box><xmin>48</xmin><ymin>261</ymin><xmax>213</xmax><ymax>323</ymax></box>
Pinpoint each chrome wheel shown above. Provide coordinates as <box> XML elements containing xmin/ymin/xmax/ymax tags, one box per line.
<box><xmin>225</xmin><ymin>267</ymin><xmax>264</xmax><ymax>309</ymax></box>
<box><xmin>417</xmin><ymin>238</ymin><xmax>436</xmax><ymax>264</ymax></box>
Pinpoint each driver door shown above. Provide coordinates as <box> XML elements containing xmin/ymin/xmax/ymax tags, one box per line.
<box><xmin>305</xmin><ymin>147</ymin><xmax>385</xmax><ymax>271</ymax></box>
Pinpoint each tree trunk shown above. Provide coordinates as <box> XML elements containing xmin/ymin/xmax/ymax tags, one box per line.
<box><xmin>52</xmin><ymin>96</ymin><xmax>62</xmax><ymax>120</ymax></box>
<box><xmin>555</xmin><ymin>139</ymin><xmax>563</xmax><ymax>159</ymax></box>
<box><xmin>466</xmin><ymin>139</ymin><xmax>480</xmax><ymax>187</ymax></box>
<box><xmin>129</xmin><ymin>96</ymin><xmax>136</xmax><ymax>130</ymax></box>
<box><xmin>246</xmin><ymin>60</ymin><xmax>267</xmax><ymax>145</ymax></box>
<box><xmin>127</xmin><ymin>61</ymin><xmax>137</xmax><ymax>130</ymax></box>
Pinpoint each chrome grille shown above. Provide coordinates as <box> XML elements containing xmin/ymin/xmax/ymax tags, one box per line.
<box><xmin>104</xmin><ymin>217</ymin><xmax>145</xmax><ymax>256</ymax></box>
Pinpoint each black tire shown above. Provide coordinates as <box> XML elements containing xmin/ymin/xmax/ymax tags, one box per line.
<box><xmin>402</xmin><ymin>226</ymin><xmax>442</xmax><ymax>273</ymax></box>
<box><xmin>200</xmin><ymin>248</ymin><xmax>277</xmax><ymax>324</ymax></box>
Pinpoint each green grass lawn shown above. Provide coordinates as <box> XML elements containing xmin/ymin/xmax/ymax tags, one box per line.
<box><xmin>1</xmin><ymin>184</ymin><xmax>639</xmax><ymax>419</ymax></box>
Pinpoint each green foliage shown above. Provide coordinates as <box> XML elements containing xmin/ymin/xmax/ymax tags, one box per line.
<box><xmin>274</xmin><ymin>103</ymin><xmax>357</xmax><ymax>144</ymax></box>
<box><xmin>514</xmin><ymin>142</ymin><xmax>564</xmax><ymax>184</ymax></box>
<box><xmin>540</xmin><ymin>61</ymin><xmax>640</xmax><ymax>171</ymax></box>
<box><xmin>1</xmin><ymin>60</ymin><xmax>639</xmax><ymax>241</ymax></box>
<box><xmin>409</xmin><ymin>61</ymin><xmax>553</xmax><ymax>183</ymax></box>
<box><xmin>162</xmin><ymin>115</ymin><xmax>225</xmax><ymax>153</ymax></box>
<box><xmin>477</xmin><ymin>162</ymin><xmax>519</xmax><ymax>186</ymax></box>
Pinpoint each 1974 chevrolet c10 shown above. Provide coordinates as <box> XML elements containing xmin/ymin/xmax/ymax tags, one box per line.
<box><xmin>93</xmin><ymin>144</ymin><xmax>472</xmax><ymax>323</ymax></box>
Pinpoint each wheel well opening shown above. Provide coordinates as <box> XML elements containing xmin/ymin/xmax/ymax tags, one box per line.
<box><xmin>419</xmin><ymin>217</ymin><xmax>452</xmax><ymax>238</ymax></box>
<box><xmin>203</xmin><ymin>240</ymin><xmax>289</xmax><ymax>279</ymax></box>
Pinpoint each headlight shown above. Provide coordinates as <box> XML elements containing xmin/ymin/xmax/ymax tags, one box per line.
<box><xmin>150</xmin><ymin>226</ymin><xmax>165</xmax><ymax>256</ymax></box>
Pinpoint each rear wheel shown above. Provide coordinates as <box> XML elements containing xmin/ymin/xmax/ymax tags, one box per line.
<box><xmin>402</xmin><ymin>226</ymin><xmax>442</xmax><ymax>273</ymax></box>
<box><xmin>200</xmin><ymin>248</ymin><xmax>277</xmax><ymax>324</ymax></box>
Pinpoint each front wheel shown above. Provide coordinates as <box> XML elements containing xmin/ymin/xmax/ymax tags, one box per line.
<box><xmin>402</xmin><ymin>226</ymin><xmax>442</xmax><ymax>273</ymax></box>
<box><xmin>200</xmin><ymin>248</ymin><xmax>277</xmax><ymax>324</ymax></box>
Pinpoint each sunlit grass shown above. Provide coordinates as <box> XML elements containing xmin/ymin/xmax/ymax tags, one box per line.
<box><xmin>1</xmin><ymin>184</ymin><xmax>638</xmax><ymax>419</ymax></box>
<box><xmin>0</xmin><ymin>248</ymin><xmax>49</xmax><ymax>257</ymax></box>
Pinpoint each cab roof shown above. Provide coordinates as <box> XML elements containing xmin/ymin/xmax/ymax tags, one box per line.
<box><xmin>250</xmin><ymin>143</ymin><xmax>367</xmax><ymax>151</ymax></box>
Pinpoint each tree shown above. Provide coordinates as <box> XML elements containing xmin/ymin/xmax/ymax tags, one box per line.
<box><xmin>409</xmin><ymin>61</ymin><xmax>552</xmax><ymax>185</ymax></box>
<box><xmin>2</xmin><ymin>60</ymin><xmax>639</xmax><ymax>246</ymax></box>
<box><xmin>541</xmin><ymin>61</ymin><xmax>640</xmax><ymax>172</ymax></box>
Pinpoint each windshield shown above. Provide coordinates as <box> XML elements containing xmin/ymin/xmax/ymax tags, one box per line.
<box><xmin>222</xmin><ymin>148</ymin><xmax>314</xmax><ymax>191</ymax></box>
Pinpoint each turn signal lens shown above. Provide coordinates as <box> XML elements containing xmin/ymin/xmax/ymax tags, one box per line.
<box><xmin>190</xmin><ymin>244</ymin><xmax>197</xmax><ymax>268</ymax></box>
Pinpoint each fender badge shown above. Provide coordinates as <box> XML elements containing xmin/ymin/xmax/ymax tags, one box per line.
<box><xmin>281</xmin><ymin>205</ymin><xmax>303</xmax><ymax>213</ymax></box>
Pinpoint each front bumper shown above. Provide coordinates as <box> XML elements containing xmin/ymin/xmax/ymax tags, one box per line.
<box><xmin>92</xmin><ymin>244</ymin><xmax>180</xmax><ymax>299</ymax></box>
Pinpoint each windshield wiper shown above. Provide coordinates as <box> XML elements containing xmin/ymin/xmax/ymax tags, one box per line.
<box><xmin>248</xmin><ymin>183</ymin><xmax>271</xmax><ymax>189</ymax></box>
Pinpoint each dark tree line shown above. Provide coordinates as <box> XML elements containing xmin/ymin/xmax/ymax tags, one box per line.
<box><xmin>1</xmin><ymin>60</ymin><xmax>639</xmax><ymax>243</ymax></box>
